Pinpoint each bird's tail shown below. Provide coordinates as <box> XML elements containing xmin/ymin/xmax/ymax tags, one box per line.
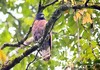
<box><xmin>40</xmin><ymin>33</ymin><xmax>52</xmax><ymax>61</ymax></box>
<box><xmin>40</xmin><ymin>45</ymin><xmax>51</xmax><ymax>61</ymax></box>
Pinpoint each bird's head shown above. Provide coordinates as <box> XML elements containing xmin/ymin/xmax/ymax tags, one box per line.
<box><xmin>36</xmin><ymin>12</ymin><xmax>45</xmax><ymax>20</ymax></box>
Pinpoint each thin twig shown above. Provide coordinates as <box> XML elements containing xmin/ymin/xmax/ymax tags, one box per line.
<box><xmin>37</xmin><ymin>0</ymin><xmax>58</xmax><ymax>13</ymax></box>
<box><xmin>37</xmin><ymin>0</ymin><xmax>42</xmax><ymax>13</ymax></box>
<box><xmin>26</xmin><ymin>49</ymin><xmax>40</xmax><ymax>70</ymax></box>
<box><xmin>7</xmin><ymin>12</ymin><xmax>19</xmax><ymax>21</ymax></box>
<box><xmin>85</xmin><ymin>0</ymin><xmax>89</xmax><ymax>6</ymax></box>
<box><xmin>7</xmin><ymin>12</ymin><xmax>22</xmax><ymax>36</ymax></box>
<box><xmin>75</xmin><ymin>13</ymin><xmax>80</xmax><ymax>58</ymax></box>
<box><xmin>42</xmin><ymin>0</ymin><xmax>58</xmax><ymax>9</ymax></box>
<box><xmin>0</xmin><ymin>26</ymin><xmax>32</xmax><ymax>49</ymax></box>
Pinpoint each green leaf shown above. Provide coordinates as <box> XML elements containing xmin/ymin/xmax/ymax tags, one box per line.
<box><xmin>67</xmin><ymin>15</ymin><xmax>77</xmax><ymax>34</ymax></box>
<box><xmin>91</xmin><ymin>41</ymin><xmax>97</xmax><ymax>48</ymax></box>
<box><xmin>22</xmin><ymin>3</ymin><xmax>31</xmax><ymax>17</ymax></box>
<box><xmin>0</xmin><ymin>29</ymin><xmax>11</xmax><ymax>45</ymax></box>
<box><xmin>53</xmin><ymin>14</ymin><xmax>66</xmax><ymax>32</ymax></box>
<box><xmin>23</xmin><ymin>17</ymin><xmax>33</xmax><ymax>25</ymax></box>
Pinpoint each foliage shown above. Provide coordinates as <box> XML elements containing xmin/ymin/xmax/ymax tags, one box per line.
<box><xmin>0</xmin><ymin>50</ymin><xmax>8</xmax><ymax>65</ymax></box>
<box><xmin>0</xmin><ymin>0</ymin><xmax>100</xmax><ymax>70</ymax></box>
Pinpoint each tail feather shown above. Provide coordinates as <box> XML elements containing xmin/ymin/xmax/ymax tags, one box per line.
<box><xmin>40</xmin><ymin>46</ymin><xmax>51</xmax><ymax>61</ymax></box>
<box><xmin>40</xmin><ymin>33</ymin><xmax>52</xmax><ymax>61</ymax></box>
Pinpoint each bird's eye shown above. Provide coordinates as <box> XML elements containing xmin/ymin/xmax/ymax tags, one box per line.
<box><xmin>41</xmin><ymin>15</ymin><xmax>44</xmax><ymax>17</ymax></box>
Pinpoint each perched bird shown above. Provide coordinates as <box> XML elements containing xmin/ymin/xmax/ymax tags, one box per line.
<box><xmin>32</xmin><ymin>12</ymin><xmax>52</xmax><ymax>61</ymax></box>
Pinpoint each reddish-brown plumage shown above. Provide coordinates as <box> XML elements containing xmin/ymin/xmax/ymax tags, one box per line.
<box><xmin>32</xmin><ymin>19</ymin><xmax>52</xmax><ymax>61</ymax></box>
<box><xmin>32</xmin><ymin>20</ymin><xmax>47</xmax><ymax>40</ymax></box>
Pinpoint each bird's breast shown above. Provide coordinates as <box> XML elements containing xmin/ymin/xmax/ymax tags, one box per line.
<box><xmin>32</xmin><ymin>20</ymin><xmax>47</xmax><ymax>41</ymax></box>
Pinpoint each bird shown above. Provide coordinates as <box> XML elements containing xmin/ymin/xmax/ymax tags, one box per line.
<box><xmin>32</xmin><ymin>12</ymin><xmax>52</xmax><ymax>61</ymax></box>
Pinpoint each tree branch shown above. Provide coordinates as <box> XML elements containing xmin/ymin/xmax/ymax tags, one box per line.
<box><xmin>26</xmin><ymin>49</ymin><xmax>39</xmax><ymax>70</ymax></box>
<box><xmin>37</xmin><ymin>0</ymin><xmax>58</xmax><ymax>13</ymax></box>
<box><xmin>42</xmin><ymin>0</ymin><xmax>58</xmax><ymax>9</ymax></box>
<box><xmin>7</xmin><ymin>12</ymin><xmax>22</xmax><ymax>36</ymax></box>
<box><xmin>1</xmin><ymin>3</ymin><xmax>100</xmax><ymax>70</ymax></box>
<box><xmin>72</xmin><ymin>4</ymin><xmax>100</xmax><ymax>10</ymax></box>
<box><xmin>85</xmin><ymin>0</ymin><xmax>89</xmax><ymax>6</ymax></box>
<box><xmin>0</xmin><ymin>26</ymin><xmax>32</xmax><ymax>49</ymax></box>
